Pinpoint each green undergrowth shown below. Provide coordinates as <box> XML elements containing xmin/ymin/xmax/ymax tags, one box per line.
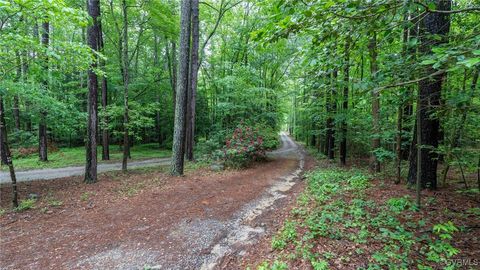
<box><xmin>256</xmin><ymin>168</ymin><xmax>462</xmax><ymax>270</ymax></box>
<box><xmin>14</xmin><ymin>198</ymin><xmax>37</xmax><ymax>212</ymax></box>
<box><xmin>3</xmin><ymin>144</ymin><xmax>171</xmax><ymax>171</ymax></box>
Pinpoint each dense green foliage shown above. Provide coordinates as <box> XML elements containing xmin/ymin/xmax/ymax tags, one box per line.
<box><xmin>4</xmin><ymin>0</ymin><xmax>477</xmax><ymax>184</ymax></box>
<box><xmin>253</xmin><ymin>0</ymin><xmax>480</xmax><ymax>187</ymax></box>
<box><xmin>0</xmin><ymin>0</ymin><xmax>286</xmax><ymax>157</ymax></box>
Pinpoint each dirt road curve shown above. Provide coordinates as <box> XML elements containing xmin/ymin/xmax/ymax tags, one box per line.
<box><xmin>0</xmin><ymin>133</ymin><xmax>305</xmax><ymax>270</ymax></box>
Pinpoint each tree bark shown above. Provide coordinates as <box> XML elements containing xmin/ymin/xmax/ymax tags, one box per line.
<box><xmin>13</xmin><ymin>96</ymin><xmax>20</xmax><ymax>131</ymax></box>
<box><xmin>99</xmin><ymin>14</ymin><xmax>110</xmax><ymax>161</ymax></box>
<box><xmin>121</xmin><ymin>0</ymin><xmax>130</xmax><ymax>171</ymax></box>
<box><xmin>408</xmin><ymin>0</ymin><xmax>451</xmax><ymax>189</ymax></box>
<box><xmin>369</xmin><ymin>31</ymin><xmax>380</xmax><ymax>172</ymax></box>
<box><xmin>416</xmin><ymin>87</ymin><xmax>422</xmax><ymax>208</ymax></box>
<box><xmin>154</xmin><ymin>35</ymin><xmax>163</xmax><ymax>147</ymax></box>
<box><xmin>477</xmin><ymin>156</ymin><xmax>480</xmax><ymax>192</ymax></box>
<box><xmin>166</xmin><ymin>41</ymin><xmax>178</xmax><ymax>112</ymax></box>
<box><xmin>396</xmin><ymin>14</ymin><xmax>417</xmax><ymax>183</ymax></box>
<box><xmin>85</xmin><ymin>0</ymin><xmax>100</xmax><ymax>183</ymax></box>
<box><xmin>340</xmin><ymin>37</ymin><xmax>350</xmax><ymax>165</ymax></box>
<box><xmin>395</xmin><ymin>102</ymin><xmax>403</xmax><ymax>184</ymax></box>
<box><xmin>13</xmin><ymin>52</ymin><xmax>21</xmax><ymax>130</ymax></box>
<box><xmin>326</xmin><ymin>70</ymin><xmax>337</xmax><ymax>160</ymax></box>
<box><xmin>0</xmin><ymin>96</ymin><xmax>19</xmax><ymax>208</ymax></box>
<box><xmin>401</xmin><ymin>15</ymin><xmax>419</xmax><ymax>160</ymax></box>
<box><xmin>39</xmin><ymin>21</ymin><xmax>49</xmax><ymax>162</ymax></box>
<box><xmin>186</xmin><ymin>0</ymin><xmax>199</xmax><ymax>161</ymax></box>
<box><xmin>171</xmin><ymin>0</ymin><xmax>192</xmax><ymax>176</ymax></box>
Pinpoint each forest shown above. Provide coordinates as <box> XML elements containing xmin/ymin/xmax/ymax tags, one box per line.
<box><xmin>0</xmin><ymin>0</ymin><xmax>479</xmax><ymax>269</ymax></box>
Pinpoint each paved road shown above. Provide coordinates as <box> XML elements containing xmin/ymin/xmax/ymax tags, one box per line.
<box><xmin>0</xmin><ymin>132</ymin><xmax>295</xmax><ymax>184</ymax></box>
<box><xmin>0</xmin><ymin>158</ymin><xmax>171</xmax><ymax>184</ymax></box>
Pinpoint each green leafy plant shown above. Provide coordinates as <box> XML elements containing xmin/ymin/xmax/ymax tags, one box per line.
<box><xmin>15</xmin><ymin>199</ymin><xmax>36</xmax><ymax>212</ymax></box>
<box><xmin>311</xmin><ymin>258</ymin><xmax>329</xmax><ymax>270</ymax></box>
<box><xmin>433</xmin><ymin>221</ymin><xmax>459</xmax><ymax>240</ymax></box>
<box><xmin>272</xmin><ymin>220</ymin><xmax>297</xmax><ymax>250</ymax></box>
<box><xmin>80</xmin><ymin>192</ymin><xmax>92</xmax><ymax>201</ymax></box>
<box><xmin>257</xmin><ymin>260</ymin><xmax>288</xmax><ymax>270</ymax></box>
<box><xmin>386</xmin><ymin>196</ymin><xmax>415</xmax><ymax>213</ymax></box>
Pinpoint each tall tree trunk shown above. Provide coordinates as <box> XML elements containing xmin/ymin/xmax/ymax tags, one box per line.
<box><xmin>186</xmin><ymin>0</ymin><xmax>199</xmax><ymax>161</ymax></box>
<box><xmin>85</xmin><ymin>0</ymin><xmax>100</xmax><ymax>183</ymax></box>
<box><xmin>396</xmin><ymin>15</ymin><xmax>414</xmax><ymax>184</ymax></box>
<box><xmin>477</xmin><ymin>156</ymin><xmax>480</xmax><ymax>192</ymax></box>
<box><xmin>401</xmin><ymin>15</ymin><xmax>419</xmax><ymax>160</ymax></box>
<box><xmin>324</xmin><ymin>74</ymin><xmax>332</xmax><ymax>157</ymax></box>
<box><xmin>396</xmin><ymin>101</ymin><xmax>404</xmax><ymax>184</ymax></box>
<box><xmin>171</xmin><ymin>0</ymin><xmax>192</xmax><ymax>176</ymax></box>
<box><xmin>121</xmin><ymin>0</ymin><xmax>130</xmax><ymax>171</ymax></box>
<box><xmin>440</xmin><ymin>68</ymin><xmax>479</xmax><ymax>186</ymax></box>
<box><xmin>99</xmin><ymin>15</ymin><xmax>110</xmax><ymax>161</ymax></box>
<box><xmin>340</xmin><ymin>37</ymin><xmax>350</xmax><ymax>165</ymax></box>
<box><xmin>0</xmin><ymin>96</ymin><xmax>19</xmax><ymax>208</ymax></box>
<box><xmin>23</xmin><ymin>21</ymin><xmax>40</xmax><ymax>132</ymax></box>
<box><xmin>326</xmin><ymin>70</ymin><xmax>337</xmax><ymax>160</ymax></box>
<box><xmin>408</xmin><ymin>0</ymin><xmax>451</xmax><ymax>189</ymax></box>
<box><xmin>154</xmin><ymin>35</ymin><xmax>163</xmax><ymax>147</ymax></box>
<box><xmin>166</xmin><ymin>41</ymin><xmax>178</xmax><ymax>112</ymax></box>
<box><xmin>39</xmin><ymin>21</ymin><xmax>49</xmax><ymax>162</ymax></box>
<box><xmin>13</xmin><ymin>52</ymin><xmax>21</xmax><ymax>130</ymax></box>
<box><xmin>369</xmin><ymin>32</ymin><xmax>380</xmax><ymax>172</ymax></box>
<box><xmin>415</xmin><ymin>87</ymin><xmax>422</xmax><ymax>207</ymax></box>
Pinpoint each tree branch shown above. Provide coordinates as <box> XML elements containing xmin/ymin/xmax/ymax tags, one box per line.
<box><xmin>375</xmin><ymin>69</ymin><xmax>446</xmax><ymax>94</ymax></box>
<box><xmin>199</xmin><ymin>0</ymin><xmax>243</xmax><ymax>66</ymax></box>
<box><xmin>199</xmin><ymin>1</ymin><xmax>219</xmax><ymax>12</ymax></box>
<box><xmin>414</xmin><ymin>1</ymin><xmax>480</xmax><ymax>14</ymax></box>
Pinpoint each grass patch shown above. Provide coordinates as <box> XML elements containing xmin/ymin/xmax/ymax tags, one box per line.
<box><xmin>116</xmin><ymin>180</ymin><xmax>146</xmax><ymax>197</ymax></box>
<box><xmin>47</xmin><ymin>198</ymin><xmax>63</xmax><ymax>207</ymax></box>
<box><xmin>5</xmin><ymin>143</ymin><xmax>171</xmax><ymax>171</ymax></box>
<box><xmin>257</xmin><ymin>168</ymin><xmax>462</xmax><ymax>269</ymax></box>
<box><xmin>14</xmin><ymin>198</ymin><xmax>36</xmax><ymax>212</ymax></box>
<box><xmin>80</xmin><ymin>191</ymin><xmax>94</xmax><ymax>201</ymax></box>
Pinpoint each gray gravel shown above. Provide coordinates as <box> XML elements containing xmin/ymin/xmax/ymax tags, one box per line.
<box><xmin>0</xmin><ymin>158</ymin><xmax>170</xmax><ymax>184</ymax></box>
<box><xmin>200</xmin><ymin>133</ymin><xmax>305</xmax><ymax>269</ymax></box>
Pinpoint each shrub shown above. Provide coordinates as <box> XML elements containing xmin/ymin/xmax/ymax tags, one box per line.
<box><xmin>216</xmin><ymin>123</ymin><xmax>267</xmax><ymax>168</ymax></box>
<box><xmin>10</xmin><ymin>130</ymin><xmax>37</xmax><ymax>148</ymax></box>
<box><xmin>255</xmin><ymin>124</ymin><xmax>280</xmax><ymax>150</ymax></box>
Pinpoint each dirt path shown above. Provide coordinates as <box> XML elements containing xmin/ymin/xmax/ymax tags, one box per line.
<box><xmin>0</xmin><ymin>133</ymin><xmax>307</xmax><ymax>270</ymax></box>
<box><xmin>0</xmin><ymin>132</ymin><xmax>296</xmax><ymax>184</ymax></box>
<box><xmin>0</xmin><ymin>158</ymin><xmax>171</xmax><ymax>184</ymax></box>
